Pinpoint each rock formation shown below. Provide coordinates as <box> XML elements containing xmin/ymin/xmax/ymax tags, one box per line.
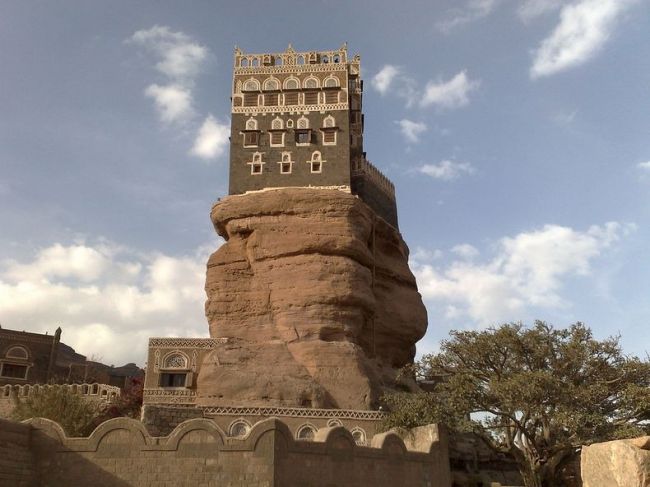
<box><xmin>582</xmin><ymin>436</ymin><xmax>650</xmax><ymax>487</ymax></box>
<box><xmin>196</xmin><ymin>188</ymin><xmax>427</xmax><ymax>410</ymax></box>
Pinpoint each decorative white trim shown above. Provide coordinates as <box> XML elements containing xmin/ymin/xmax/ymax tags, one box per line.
<box><xmin>201</xmin><ymin>406</ymin><xmax>384</xmax><ymax>420</ymax></box>
<box><xmin>148</xmin><ymin>337</ymin><xmax>228</xmax><ymax>348</ymax></box>
<box><xmin>232</xmin><ymin>102</ymin><xmax>348</xmax><ymax>114</ymax></box>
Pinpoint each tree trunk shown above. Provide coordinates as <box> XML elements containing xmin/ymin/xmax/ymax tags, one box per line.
<box><xmin>519</xmin><ymin>463</ymin><xmax>543</xmax><ymax>487</ymax></box>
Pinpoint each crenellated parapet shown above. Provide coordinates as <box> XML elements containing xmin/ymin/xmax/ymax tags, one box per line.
<box><xmin>234</xmin><ymin>43</ymin><xmax>352</xmax><ymax>70</ymax></box>
<box><xmin>1</xmin><ymin>382</ymin><xmax>121</xmax><ymax>401</ymax></box>
<box><xmin>352</xmin><ymin>158</ymin><xmax>396</xmax><ymax>199</ymax></box>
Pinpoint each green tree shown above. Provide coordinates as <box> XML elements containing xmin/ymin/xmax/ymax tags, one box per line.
<box><xmin>12</xmin><ymin>386</ymin><xmax>101</xmax><ymax>437</ymax></box>
<box><xmin>382</xmin><ymin>322</ymin><xmax>650</xmax><ymax>487</ymax></box>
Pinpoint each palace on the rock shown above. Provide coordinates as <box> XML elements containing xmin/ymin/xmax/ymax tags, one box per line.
<box><xmin>228</xmin><ymin>44</ymin><xmax>398</xmax><ymax>227</ymax></box>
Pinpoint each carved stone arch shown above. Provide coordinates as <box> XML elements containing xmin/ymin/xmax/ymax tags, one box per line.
<box><xmin>303</xmin><ymin>76</ymin><xmax>320</xmax><ymax>89</ymax></box>
<box><xmin>162</xmin><ymin>351</ymin><xmax>189</xmax><ymax>369</ymax></box>
<box><xmin>263</xmin><ymin>76</ymin><xmax>280</xmax><ymax>91</ymax></box>
<box><xmin>327</xmin><ymin>419</ymin><xmax>343</xmax><ymax>428</ymax></box>
<box><xmin>283</xmin><ymin>76</ymin><xmax>300</xmax><ymax>90</ymax></box>
<box><xmin>296</xmin><ymin>422</ymin><xmax>318</xmax><ymax>441</ymax></box>
<box><xmin>243</xmin><ymin>78</ymin><xmax>260</xmax><ymax>91</ymax></box>
<box><xmin>87</xmin><ymin>418</ymin><xmax>150</xmax><ymax>452</ymax></box>
<box><xmin>166</xmin><ymin>418</ymin><xmax>226</xmax><ymax>450</ymax></box>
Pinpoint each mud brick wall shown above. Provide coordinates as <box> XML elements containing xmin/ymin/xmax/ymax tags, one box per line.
<box><xmin>140</xmin><ymin>404</ymin><xmax>203</xmax><ymax>436</ymax></box>
<box><xmin>0</xmin><ymin>419</ymin><xmax>36</xmax><ymax>487</ymax></box>
<box><xmin>16</xmin><ymin>416</ymin><xmax>451</xmax><ymax>487</ymax></box>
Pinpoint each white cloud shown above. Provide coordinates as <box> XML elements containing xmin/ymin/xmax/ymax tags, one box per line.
<box><xmin>144</xmin><ymin>83</ymin><xmax>194</xmax><ymax>123</ymax></box>
<box><xmin>190</xmin><ymin>115</ymin><xmax>230</xmax><ymax>160</ymax></box>
<box><xmin>129</xmin><ymin>25</ymin><xmax>207</xmax><ymax>81</ymax></box>
<box><xmin>438</xmin><ymin>0</ymin><xmax>501</xmax><ymax>33</ymax></box>
<box><xmin>0</xmin><ymin>240</ymin><xmax>222</xmax><ymax>366</ymax></box>
<box><xmin>372</xmin><ymin>65</ymin><xmax>401</xmax><ymax>95</ymax></box>
<box><xmin>421</xmin><ymin>71</ymin><xmax>480</xmax><ymax>109</ymax></box>
<box><xmin>530</xmin><ymin>0</ymin><xmax>637</xmax><ymax>78</ymax></box>
<box><xmin>396</xmin><ymin>119</ymin><xmax>427</xmax><ymax>143</ymax></box>
<box><xmin>412</xmin><ymin>222</ymin><xmax>635</xmax><ymax>325</ymax></box>
<box><xmin>518</xmin><ymin>0</ymin><xmax>564</xmax><ymax>21</ymax></box>
<box><xmin>418</xmin><ymin>160</ymin><xmax>475</xmax><ymax>181</ymax></box>
<box><xmin>452</xmin><ymin>244</ymin><xmax>480</xmax><ymax>260</ymax></box>
<box><xmin>637</xmin><ymin>161</ymin><xmax>650</xmax><ymax>171</ymax></box>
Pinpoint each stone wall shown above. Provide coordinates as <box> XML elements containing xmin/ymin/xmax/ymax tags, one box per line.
<box><xmin>1</xmin><ymin>416</ymin><xmax>451</xmax><ymax>487</ymax></box>
<box><xmin>0</xmin><ymin>419</ymin><xmax>36</xmax><ymax>487</ymax></box>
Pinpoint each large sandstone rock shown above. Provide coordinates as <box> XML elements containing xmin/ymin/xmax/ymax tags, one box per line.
<box><xmin>197</xmin><ymin>188</ymin><xmax>427</xmax><ymax>410</ymax></box>
<box><xmin>581</xmin><ymin>436</ymin><xmax>650</xmax><ymax>487</ymax></box>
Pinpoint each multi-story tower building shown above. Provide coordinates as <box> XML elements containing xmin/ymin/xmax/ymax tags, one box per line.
<box><xmin>229</xmin><ymin>44</ymin><xmax>398</xmax><ymax>227</ymax></box>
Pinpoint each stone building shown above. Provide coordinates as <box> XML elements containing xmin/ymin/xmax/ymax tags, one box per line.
<box><xmin>142</xmin><ymin>45</ymin><xmax>429</xmax><ymax>443</ymax></box>
<box><xmin>0</xmin><ymin>325</ymin><xmax>140</xmax><ymax>418</ymax></box>
<box><xmin>229</xmin><ymin>44</ymin><xmax>398</xmax><ymax>227</ymax></box>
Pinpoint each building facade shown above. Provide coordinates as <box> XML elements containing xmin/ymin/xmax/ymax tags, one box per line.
<box><xmin>229</xmin><ymin>44</ymin><xmax>398</xmax><ymax>227</ymax></box>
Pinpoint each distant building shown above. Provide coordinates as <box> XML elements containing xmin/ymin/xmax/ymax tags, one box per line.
<box><xmin>229</xmin><ymin>44</ymin><xmax>398</xmax><ymax>227</ymax></box>
<box><xmin>0</xmin><ymin>325</ymin><xmax>142</xmax><ymax>388</ymax></box>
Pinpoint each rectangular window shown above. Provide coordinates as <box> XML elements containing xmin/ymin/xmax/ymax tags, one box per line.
<box><xmin>243</xmin><ymin>93</ymin><xmax>258</xmax><ymax>107</ymax></box>
<box><xmin>243</xmin><ymin>132</ymin><xmax>259</xmax><ymax>147</ymax></box>
<box><xmin>323</xmin><ymin>130</ymin><xmax>336</xmax><ymax>145</ymax></box>
<box><xmin>281</xmin><ymin>162</ymin><xmax>292</xmax><ymax>174</ymax></box>
<box><xmin>270</xmin><ymin>132</ymin><xmax>284</xmax><ymax>146</ymax></box>
<box><xmin>284</xmin><ymin>92</ymin><xmax>299</xmax><ymax>105</ymax></box>
<box><xmin>0</xmin><ymin>363</ymin><xmax>28</xmax><ymax>379</ymax></box>
<box><xmin>311</xmin><ymin>161</ymin><xmax>322</xmax><ymax>173</ymax></box>
<box><xmin>264</xmin><ymin>93</ymin><xmax>279</xmax><ymax>106</ymax></box>
<box><xmin>324</xmin><ymin>91</ymin><xmax>339</xmax><ymax>104</ymax></box>
<box><xmin>251</xmin><ymin>163</ymin><xmax>263</xmax><ymax>174</ymax></box>
<box><xmin>304</xmin><ymin>91</ymin><xmax>318</xmax><ymax>105</ymax></box>
<box><xmin>295</xmin><ymin>130</ymin><xmax>311</xmax><ymax>145</ymax></box>
<box><xmin>159</xmin><ymin>373</ymin><xmax>187</xmax><ymax>388</ymax></box>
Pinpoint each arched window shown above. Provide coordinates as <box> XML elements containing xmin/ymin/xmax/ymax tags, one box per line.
<box><xmin>296</xmin><ymin>424</ymin><xmax>317</xmax><ymax>441</ymax></box>
<box><xmin>240</xmin><ymin>58</ymin><xmax>249</xmax><ymax>68</ymax></box>
<box><xmin>327</xmin><ymin>419</ymin><xmax>342</xmax><ymax>428</ymax></box>
<box><xmin>243</xmin><ymin>78</ymin><xmax>260</xmax><ymax>91</ymax></box>
<box><xmin>249</xmin><ymin>152</ymin><xmax>265</xmax><ymax>175</ymax></box>
<box><xmin>351</xmin><ymin>427</ymin><xmax>366</xmax><ymax>445</ymax></box>
<box><xmin>322</xmin><ymin>55</ymin><xmax>329</xmax><ymax>64</ymax></box>
<box><xmin>297</xmin><ymin>55</ymin><xmax>305</xmax><ymax>65</ymax></box>
<box><xmin>274</xmin><ymin>56</ymin><xmax>283</xmax><ymax>66</ymax></box>
<box><xmin>323</xmin><ymin>116</ymin><xmax>335</xmax><ymax>128</ymax></box>
<box><xmin>324</xmin><ymin>76</ymin><xmax>340</xmax><ymax>88</ymax></box>
<box><xmin>297</xmin><ymin>116</ymin><xmax>309</xmax><ymax>129</ymax></box>
<box><xmin>283</xmin><ymin>77</ymin><xmax>300</xmax><ymax>90</ymax></box>
<box><xmin>263</xmin><ymin>77</ymin><xmax>280</xmax><ymax>91</ymax></box>
<box><xmin>303</xmin><ymin>77</ymin><xmax>319</xmax><ymax>89</ymax></box>
<box><xmin>6</xmin><ymin>346</ymin><xmax>28</xmax><ymax>360</ymax></box>
<box><xmin>278</xmin><ymin>152</ymin><xmax>293</xmax><ymax>174</ymax></box>
<box><xmin>163</xmin><ymin>353</ymin><xmax>188</xmax><ymax>369</ymax></box>
<box><xmin>246</xmin><ymin>118</ymin><xmax>258</xmax><ymax>130</ymax></box>
<box><xmin>251</xmin><ymin>58</ymin><xmax>259</xmax><ymax>67</ymax></box>
<box><xmin>308</xmin><ymin>151</ymin><xmax>324</xmax><ymax>173</ymax></box>
<box><xmin>333</xmin><ymin>55</ymin><xmax>340</xmax><ymax>63</ymax></box>
<box><xmin>271</xmin><ymin>118</ymin><xmax>283</xmax><ymax>130</ymax></box>
<box><xmin>229</xmin><ymin>419</ymin><xmax>252</xmax><ymax>438</ymax></box>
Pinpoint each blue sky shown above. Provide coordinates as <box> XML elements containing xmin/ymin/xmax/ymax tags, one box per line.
<box><xmin>1</xmin><ymin>0</ymin><xmax>649</xmax><ymax>366</ymax></box>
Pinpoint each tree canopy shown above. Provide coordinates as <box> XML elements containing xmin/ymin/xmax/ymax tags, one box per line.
<box><xmin>382</xmin><ymin>321</ymin><xmax>650</xmax><ymax>487</ymax></box>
